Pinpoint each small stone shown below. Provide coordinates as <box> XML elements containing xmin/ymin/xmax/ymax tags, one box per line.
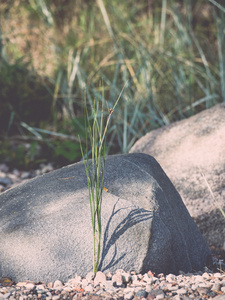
<box><xmin>21</xmin><ymin>172</ymin><xmax>30</xmax><ymax>179</ymax></box>
<box><xmin>52</xmin><ymin>296</ymin><xmax>60</xmax><ymax>300</ymax></box>
<box><xmin>80</xmin><ymin>278</ymin><xmax>88</xmax><ymax>287</ymax></box>
<box><xmin>25</xmin><ymin>283</ymin><xmax>35</xmax><ymax>290</ymax></box>
<box><xmin>167</xmin><ymin>283</ymin><xmax>178</xmax><ymax>291</ymax></box>
<box><xmin>176</xmin><ymin>288</ymin><xmax>187</xmax><ymax>294</ymax></box>
<box><xmin>124</xmin><ymin>287</ymin><xmax>135</xmax><ymax>294</ymax></box>
<box><xmin>53</xmin><ymin>280</ymin><xmax>63</xmax><ymax>289</ymax></box>
<box><xmin>211</xmin><ymin>283</ymin><xmax>221</xmax><ymax>292</ymax></box>
<box><xmin>124</xmin><ymin>291</ymin><xmax>133</xmax><ymax>300</ymax></box>
<box><xmin>16</xmin><ymin>282</ymin><xmax>26</xmax><ymax>287</ymax></box>
<box><xmin>122</xmin><ymin>272</ymin><xmax>131</xmax><ymax>284</ymax></box>
<box><xmin>35</xmin><ymin>170</ymin><xmax>42</xmax><ymax>176</ymax></box>
<box><xmin>74</xmin><ymin>275</ymin><xmax>82</xmax><ymax>283</ymax></box>
<box><xmin>213</xmin><ymin>295</ymin><xmax>225</xmax><ymax>300</ymax></box>
<box><xmin>115</xmin><ymin>269</ymin><xmax>125</xmax><ymax>274</ymax></box>
<box><xmin>0</xmin><ymin>177</ymin><xmax>12</xmax><ymax>186</ymax></box>
<box><xmin>36</xmin><ymin>284</ymin><xmax>46</xmax><ymax>290</ymax></box>
<box><xmin>131</xmin><ymin>274</ymin><xmax>138</xmax><ymax>284</ymax></box>
<box><xmin>103</xmin><ymin>281</ymin><xmax>115</xmax><ymax>293</ymax></box>
<box><xmin>106</xmin><ymin>272</ymin><xmax>112</xmax><ymax>280</ymax></box>
<box><xmin>63</xmin><ymin>286</ymin><xmax>72</xmax><ymax>292</ymax></box>
<box><xmin>86</xmin><ymin>272</ymin><xmax>95</xmax><ymax>282</ymax></box>
<box><xmin>84</xmin><ymin>285</ymin><xmax>94</xmax><ymax>293</ymax></box>
<box><xmin>47</xmin><ymin>282</ymin><xmax>53</xmax><ymax>289</ymax></box>
<box><xmin>196</xmin><ymin>287</ymin><xmax>209</xmax><ymax>295</ymax></box>
<box><xmin>143</xmin><ymin>274</ymin><xmax>155</xmax><ymax>284</ymax></box>
<box><xmin>130</xmin><ymin>271</ymin><xmax>136</xmax><ymax>275</ymax></box>
<box><xmin>166</xmin><ymin>274</ymin><xmax>176</xmax><ymax>282</ymax></box>
<box><xmin>194</xmin><ymin>275</ymin><xmax>204</xmax><ymax>283</ymax></box>
<box><xmin>171</xmin><ymin>296</ymin><xmax>181</xmax><ymax>300</ymax></box>
<box><xmin>3</xmin><ymin>292</ymin><xmax>11</xmax><ymax>298</ymax></box>
<box><xmin>94</xmin><ymin>271</ymin><xmax>106</xmax><ymax>285</ymax></box>
<box><xmin>112</xmin><ymin>273</ymin><xmax>124</xmax><ymax>288</ymax></box>
<box><xmin>202</xmin><ymin>272</ymin><xmax>210</xmax><ymax>279</ymax></box>
<box><xmin>12</xmin><ymin>169</ymin><xmax>20</xmax><ymax>177</ymax></box>
<box><xmin>46</xmin><ymin>292</ymin><xmax>52</xmax><ymax>297</ymax></box>
<box><xmin>41</xmin><ymin>164</ymin><xmax>54</xmax><ymax>174</ymax></box>
<box><xmin>147</xmin><ymin>289</ymin><xmax>164</xmax><ymax>299</ymax></box>
<box><xmin>87</xmin><ymin>296</ymin><xmax>100</xmax><ymax>300</ymax></box>
<box><xmin>135</xmin><ymin>289</ymin><xmax>147</xmax><ymax>298</ymax></box>
<box><xmin>137</xmin><ymin>274</ymin><xmax>143</xmax><ymax>280</ymax></box>
<box><xmin>0</xmin><ymin>164</ymin><xmax>9</xmax><ymax>173</ymax></box>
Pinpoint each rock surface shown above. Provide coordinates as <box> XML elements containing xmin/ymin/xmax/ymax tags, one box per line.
<box><xmin>0</xmin><ymin>153</ymin><xmax>211</xmax><ymax>283</ymax></box>
<box><xmin>130</xmin><ymin>103</ymin><xmax>225</xmax><ymax>248</ymax></box>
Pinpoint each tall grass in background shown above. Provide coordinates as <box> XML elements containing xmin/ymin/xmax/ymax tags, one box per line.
<box><xmin>0</xmin><ymin>0</ymin><xmax>225</xmax><ymax>163</ymax></box>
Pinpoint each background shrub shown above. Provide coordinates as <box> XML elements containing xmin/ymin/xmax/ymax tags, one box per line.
<box><xmin>0</xmin><ymin>0</ymin><xmax>224</xmax><ymax>168</ymax></box>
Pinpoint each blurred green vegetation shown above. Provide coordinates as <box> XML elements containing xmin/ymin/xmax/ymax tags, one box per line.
<box><xmin>0</xmin><ymin>0</ymin><xmax>224</xmax><ymax>169</ymax></box>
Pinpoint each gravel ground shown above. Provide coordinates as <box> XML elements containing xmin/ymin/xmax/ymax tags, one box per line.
<box><xmin>1</xmin><ymin>269</ymin><xmax>225</xmax><ymax>300</ymax></box>
<box><xmin>0</xmin><ymin>163</ymin><xmax>54</xmax><ymax>192</ymax></box>
<box><xmin>0</xmin><ymin>163</ymin><xmax>225</xmax><ymax>300</ymax></box>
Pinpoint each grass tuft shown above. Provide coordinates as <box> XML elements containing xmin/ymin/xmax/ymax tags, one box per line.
<box><xmin>79</xmin><ymin>81</ymin><xmax>128</xmax><ymax>273</ymax></box>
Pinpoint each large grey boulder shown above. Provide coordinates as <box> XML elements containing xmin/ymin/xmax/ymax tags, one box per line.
<box><xmin>0</xmin><ymin>153</ymin><xmax>211</xmax><ymax>283</ymax></box>
<box><xmin>130</xmin><ymin>103</ymin><xmax>225</xmax><ymax>248</ymax></box>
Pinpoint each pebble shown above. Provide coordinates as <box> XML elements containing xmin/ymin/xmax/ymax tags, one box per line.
<box><xmin>0</xmin><ymin>176</ymin><xmax>12</xmax><ymax>186</ymax></box>
<box><xmin>112</xmin><ymin>273</ymin><xmax>124</xmax><ymax>287</ymax></box>
<box><xmin>94</xmin><ymin>271</ymin><xmax>106</xmax><ymax>285</ymax></box>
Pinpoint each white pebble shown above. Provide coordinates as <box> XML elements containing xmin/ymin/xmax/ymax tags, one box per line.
<box><xmin>122</xmin><ymin>272</ymin><xmax>132</xmax><ymax>283</ymax></box>
<box><xmin>172</xmin><ymin>295</ymin><xmax>181</xmax><ymax>300</ymax></box>
<box><xmin>194</xmin><ymin>275</ymin><xmax>204</xmax><ymax>282</ymax></box>
<box><xmin>52</xmin><ymin>296</ymin><xmax>60</xmax><ymax>300</ymax></box>
<box><xmin>86</xmin><ymin>272</ymin><xmax>95</xmax><ymax>282</ymax></box>
<box><xmin>46</xmin><ymin>292</ymin><xmax>52</xmax><ymax>297</ymax></box>
<box><xmin>53</xmin><ymin>280</ymin><xmax>63</xmax><ymax>289</ymax></box>
<box><xmin>94</xmin><ymin>271</ymin><xmax>106</xmax><ymax>285</ymax></box>
<box><xmin>131</xmin><ymin>274</ymin><xmax>138</xmax><ymax>284</ymax></box>
<box><xmin>84</xmin><ymin>285</ymin><xmax>94</xmax><ymax>293</ymax></box>
<box><xmin>143</xmin><ymin>273</ymin><xmax>155</xmax><ymax>284</ymax></box>
<box><xmin>25</xmin><ymin>283</ymin><xmax>35</xmax><ymax>290</ymax></box>
<box><xmin>124</xmin><ymin>287</ymin><xmax>135</xmax><ymax>293</ymax></box>
<box><xmin>212</xmin><ymin>283</ymin><xmax>221</xmax><ymax>292</ymax></box>
<box><xmin>81</xmin><ymin>278</ymin><xmax>88</xmax><ymax>286</ymax></box>
<box><xmin>167</xmin><ymin>283</ymin><xmax>178</xmax><ymax>291</ymax></box>
<box><xmin>166</xmin><ymin>274</ymin><xmax>176</xmax><ymax>282</ymax></box>
<box><xmin>112</xmin><ymin>273</ymin><xmax>124</xmax><ymax>287</ymax></box>
<box><xmin>124</xmin><ymin>291</ymin><xmax>133</xmax><ymax>300</ymax></box>
<box><xmin>36</xmin><ymin>284</ymin><xmax>46</xmax><ymax>290</ymax></box>
<box><xmin>63</xmin><ymin>286</ymin><xmax>72</xmax><ymax>292</ymax></box>
<box><xmin>176</xmin><ymin>287</ymin><xmax>187</xmax><ymax>294</ymax></box>
<box><xmin>202</xmin><ymin>272</ymin><xmax>210</xmax><ymax>279</ymax></box>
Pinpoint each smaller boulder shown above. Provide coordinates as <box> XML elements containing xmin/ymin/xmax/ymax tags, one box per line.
<box><xmin>130</xmin><ymin>103</ymin><xmax>225</xmax><ymax>247</ymax></box>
